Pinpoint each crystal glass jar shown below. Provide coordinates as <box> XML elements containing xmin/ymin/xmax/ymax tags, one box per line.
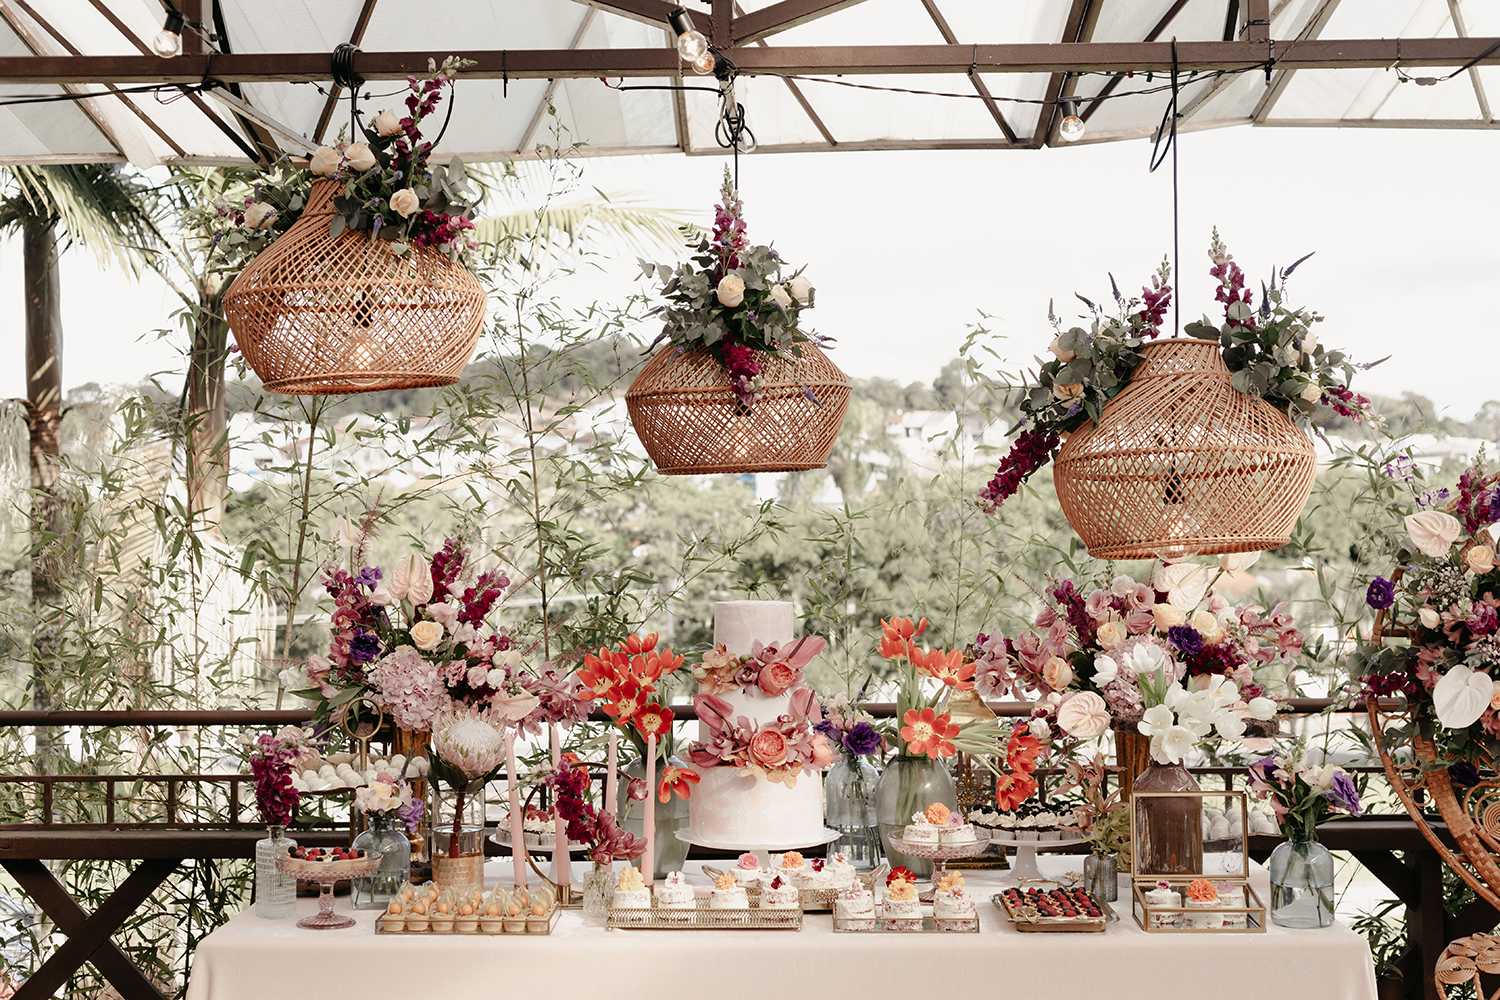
<box><xmin>431</xmin><ymin>785</ymin><xmax>486</xmax><ymax>889</ymax></box>
<box><xmin>254</xmin><ymin>825</ymin><xmax>298</xmax><ymax>919</ymax></box>
<box><xmin>352</xmin><ymin>815</ymin><xmax>411</xmax><ymax>909</ymax></box>
<box><xmin>825</xmin><ymin>755</ymin><xmax>882</xmax><ymax>870</ymax></box>
<box><xmin>582</xmin><ymin>861</ymin><xmax>614</xmax><ymax>923</ymax></box>
<box><xmin>874</xmin><ymin>755</ymin><xmax>955</xmax><ymax>878</ymax></box>
<box><xmin>1268</xmin><ymin>836</ymin><xmax>1335</xmax><ymax>928</ymax></box>
<box><xmin>1084</xmin><ymin>850</ymin><xmax>1119</xmax><ymax>902</ymax></box>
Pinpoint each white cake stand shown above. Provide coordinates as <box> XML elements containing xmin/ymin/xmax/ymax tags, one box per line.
<box><xmin>488</xmin><ymin>831</ymin><xmax>591</xmax><ymax>853</ymax></box>
<box><xmin>676</xmin><ymin>827</ymin><xmax>842</xmax><ymax>870</ymax></box>
<box><xmin>985</xmin><ymin>832</ymin><xmax>1085</xmax><ymax>882</ymax></box>
<box><xmin>885</xmin><ymin>831</ymin><xmax>991</xmax><ymax>902</ymax></box>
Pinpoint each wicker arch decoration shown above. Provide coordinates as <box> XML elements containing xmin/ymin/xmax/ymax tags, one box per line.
<box><xmin>1436</xmin><ymin>933</ymin><xmax>1500</xmax><ymax>999</ymax></box>
<box><xmin>224</xmin><ymin>179</ymin><xmax>487</xmax><ymax>395</ymax></box>
<box><xmin>625</xmin><ymin>343</ymin><xmax>851</xmax><ymax>475</ymax></box>
<box><xmin>1052</xmin><ymin>338</ymin><xmax>1317</xmax><ymax>560</ymax></box>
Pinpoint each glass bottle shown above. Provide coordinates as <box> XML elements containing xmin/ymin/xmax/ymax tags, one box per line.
<box><xmin>874</xmin><ymin>755</ymin><xmax>955</xmax><ymax>878</ymax></box>
<box><xmin>1132</xmin><ymin>760</ymin><xmax>1203</xmax><ymax>876</ymax></box>
<box><xmin>1268</xmin><ymin>836</ymin><xmax>1335</xmax><ymax>928</ymax></box>
<box><xmin>431</xmin><ymin>784</ymin><xmax>486</xmax><ymax>890</ymax></box>
<box><xmin>352</xmin><ymin>815</ymin><xmax>411</xmax><ymax>910</ymax></box>
<box><xmin>255</xmin><ymin>825</ymin><xmax>298</xmax><ymax>919</ymax></box>
<box><xmin>825</xmin><ymin>754</ymin><xmax>882</xmax><ymax>870</ymax></box>
<box><xmin>1084</xmin><ymin>850</ymin><xmax>1119</xmax><ymax>902</ymax></box>
<box><xmin>582</xmin><ymin>861</ymin><xmax>614</xmax><ymax>923</ymax></box>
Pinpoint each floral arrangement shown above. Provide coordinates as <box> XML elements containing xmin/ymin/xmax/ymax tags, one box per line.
<box><xmin>641</xmin><ymin>167</ymin><xmax>822</xmax><ymax>410</ymax></box>
<box><xmin>353</xmin><ymin>771</ymin><xmax>424</xmax><ymax>834</ymax></box>
<box><xmin>692</xmin><ymin>636</ymin><xmax>825</xmax><ymax>697</ymax></box>
<box><xmin>976</xmin><ymin>231</ymin><xmax>1377</xmax><ymax>513</ymax></box>
<box><xmin>210</xmin><ymin>58</ymin><xmax>480</xmax><ymax>266</ymax></box>
<box><xmin>877</xmin><ymin>616</ymin><xmax>1002</xmax><ymax>762</ymax></box>
<box><xmin>1354</xmin><ymin>463</ymin><xmax>1500</xmax><ymax>763</ymax></box>
<box><xmin>1247</xmin><ymin>741</ymin><xmax>1363</xmax><ymax>838</ymax></box>
<box><xmin>550</xmin><ymin>757</ymin><xmax>651</xmax><ymax>865</ymax></box>
<box><xmin>574</xmin><ymin>633</ymin><xmax>686</xmax><ymax>756</ymax></box>
<box><xmin>281</xmin><ymin>531</ymin><xmax>581</xmax><ymax>736</ymax></box>
<box><xmin>245</xmin><ymin>727</ymin><xmax>313</xmax><ymax>828</ymax></box>
<box><xmin>813</xmin><ymin>692</ymin><xmax>885</xmax><ymax>760</ymax></box>
<box><xmin>687</xmin><ymin>687</ymin><xmax>834</xmax><ymax>787</ymax></box>
<box><xmin>428</xmin><ymin>708</ymin><xmax>508</xmax><ymax>859</ymax></box>
<box><xmin>1135</xmin><ymin>670</ymin><xmax>1267</xmax><ymax>765</ymax></box>
<box><xmin>974</xmin><ymin>561</ymin><xmax>1294</xmax><ymax>734</ymax></box>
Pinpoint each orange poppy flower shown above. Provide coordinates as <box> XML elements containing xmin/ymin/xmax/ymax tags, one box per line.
<box><xmin>900</xmin><ymin>707</ymin><xmax>959</xmax><ymax>759</ymax></box>
<box><xmin>634</xmin><ymin>702</ymin><xmax>674</xmax><ymax>739</ymax></box>
<box><xmin>995</xmin><ymin>770</ymin><xmax>1039</xmax><ymax>810</ymax></box>
<box><xmin>910</xmin><ymin>646</ymin><xmax>976</xmax><ymax>690</ymax></box>
<box><xmin>658</xmin><ymin>765</ymin><xmax>700</xmax><ymax>803</ymax></box>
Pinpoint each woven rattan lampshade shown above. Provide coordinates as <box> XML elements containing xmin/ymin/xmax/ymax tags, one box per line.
<box><xmin>224</xmin><ymin>179</ymin><xmax>486</xmax><ymax>394</ymax></box>
<box><xmin>1052</xmin><ymin>338</ymin><xmax>1316</xmax><ymax>560</ymax></box>
<box><xmin>625</xmin><ymin>344</ymin><xmax>850</xmax><ymax>474</ymax></box>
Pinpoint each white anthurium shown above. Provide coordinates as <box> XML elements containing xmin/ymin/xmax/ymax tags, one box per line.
<box><xmin>1137</xmin><ymin>703</ymin><xmax>1175</xmax><ymax>739</ymax></box>
<box><xmin>389</xmin><ymin>553</ymin><xmax>434</xmax><ymax>605</ymax></box>
<box><xmin>1218</xmin><ymin>551</ymin><xmax>1262</xmax><ymax>573</ymax></box>
<box><xmin>1404</xmin><ymin>511</ymin><xmax>1462</xmax><ymax>559</ymax></box>
<box><xmin>1154</xmin><ymin>562</ymin><xmax>1210</xmax><ymax>611</ymax></box>
<box><xmin>1433</xmin><ymin>664</ymin><xmax>1493</xmax><ymax>729</ymax></box>
<box><xmin>331</xmin><ymin>511</ymin><xmax>361</xmax><ymax>549</ymax></box>
<box><xmin>1092</xmin><ymin>653</ymin><xmax>1119</xmax><ymax>687</ymax></box>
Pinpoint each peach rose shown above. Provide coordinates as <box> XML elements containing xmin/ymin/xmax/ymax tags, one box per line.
<box><xmin>808</xmin><ymin>734</ymin><xmax>834</xmax><ymax>770</ymax></box>
<box><xmin>1041</xmin><ymin>656</ymin><xmax>1074</xmax><ymax>691</ymax></box>
<box><xmin>757</xmin><ymin>660</ymin><xmax>797</xmax><ymax>697</ymax></box>
<box><xmin>716</xmin><ymin>274</ymin><xmax>745</xmax><ymax>307</ymax></box>
<box><xmin>344</xmin><ymin>141</ymin><xmax>376</xmax><ymax>172</ymax></box>
<box><xmin>749</xmin><ymin>729</ymin><xmax>788</xmax><ymax>769</ymax></box>
<box><xmin>389</xmin><ymin>187</ymin><xmax>420</xmax><ymax>218</ymax></box>
<box><xmin>309</xmin><ymin>145</ymin><xmax>340</xmax><ymax>176</ymax></box>
<box><xmin>371</xmin><ymin>108</ymin><xmax>402</xmax><ymax>136</ymax></box>
<box><xmin>1466</xmin><ymin>545</ymin><xmax>1495</xmax><ymax>575</ymax></box>
<box><xmin>410</xmin><ymin>620</ymin><xmax>444</xmax><ymax>651</ymax></box>
<box><xmin>1095</xmin><ymin>620</ymin><xmax>1127</xmax><ymax>650</ymax></box>
<box><xmin>1153</xmin><ymin>605</ymin><xmax>1186</xmax><ymax>629</ymax></box>
<box><xmin>1053</xmin><ymin>381</ymin><xmax>1084</xmax><ymax>400</ymax></box>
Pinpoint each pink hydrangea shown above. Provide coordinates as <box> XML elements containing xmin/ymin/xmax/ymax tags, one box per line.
<box><xmin>366</xmin><ymin>647</ymin><xmax>449</xmax><ymax>731</ymax></box>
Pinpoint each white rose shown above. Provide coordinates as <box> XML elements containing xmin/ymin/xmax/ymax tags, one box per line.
<box><xmin>1091</xmin><ymin>654</ymin><xmax>1119</xmax><ymax>687</ymax></box>
<box><xmin>1028</xmin><ymin>718</ymin><xmax>1051</xmax><ymax>741</ymax></box>
<box><xmin>309</xmin><ymin>145</ymin><xmax>341</xmax><ymax>176</ymax></box>
<box><xmin>1190</xmin><ymin>610</ymin><xmax>1218</xmax><ymax>635</ymax></box>
<box><xmin>1302</xmin><ymin>332</ymin><xmax>1317</xmax><ymax>355</ymax></box>
<box><xmin>371</xmin><ymin>109</ymin><xmax>403</xmax><ymax>136</ymax></box>
<box><xmin>768</xmin><ymin>284</ymin><xmax>792</xmax><ymax>310</ymax></box>
<box><xmin>1153</xmin><ymin>604</ymin><xmax>1186</xmax><ymax>630</ymax></box>
<box><xmin>486</xmin><ymin>667</ymin><xmax>507</xmax><ymax>688</ymax></box>
<box><xmin>787</xmin><ymin>275</ymin><xmax>813</xmax><ymax>305</ymax></box>
<box><xmin>1491</xmin><ymin>680</ymin><xmax>1500</xmax><ymax>711</ymax></box>
<box><xmin>409</xmin><ymin>620</ymin><xmax>444</xmax><ymax>651</ymax></box>
<box><xmin>1419</xmin><ymin>606</ymin><xmax>1442</xmax><ymax>630</ymax></box>
<box><xmin>491</xmin><ymin>648</ymin><xmax>523</xmax><ymax>670</ymax></box>
<box><xmin>1466</xmin><ymin>545</ymin><xmax>1495</xmax><ymax>575</ymax></box>
<box><xmin>1048</xmin><ymin>336</ymin><xmax>1075</xmax><ymax>362</ymax></box>
<box><xmin>243</xmin><ymin>202</ymin><xmax>277</xmax><ymax>230</ymax></box>
<box><xmin>344</xmin><ymin>142</ymin><xmax>377</xmax><ymax>172</ymax></box>
<box><xmin>1405</xmin><ymin>511</ymin><xmax>1462</xmax><ymax>559</ymax></box>
<box><xmin>1095</xmin><ymin>620</ymin><xmax>1127</xmax><ymax>650</ymax></box>
<box><xmin>716</xmin><ymin>274</ymin><xmax>746</xmax><ymax>308</ymax></box>
<box><xmin>389</xmin><ymin>187</ymin><xmax>421</xmax><ymax>219</ymax></box>
<box><xmin>1300</xmin><ymin>381</ymin><xmax>1323</xmax><ymax>402</ymax></box>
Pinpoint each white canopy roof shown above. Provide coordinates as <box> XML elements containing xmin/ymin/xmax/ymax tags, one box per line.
<box><xmin>0</xmin><ymin>0</ymin><xmax>1496</xmax><ymax>166</ymax></box>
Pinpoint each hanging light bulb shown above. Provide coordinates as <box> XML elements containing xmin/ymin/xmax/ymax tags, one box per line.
<box><xmin>153</xmin><ymin>10</ymin><xmax>185</xmax><ymax>58</ymax></box>
<box><xmin>668</xmin><ymin>9</ymin><xmax>709</xmax><ymax>63</ymax></box>
<box><xmin>1152</xmin><ymin>473</ymin><xmax>1204</xmax><ymax>562</ymax></box>
<box><xmin>1059</xmin><ymin>100</ymin><xmax>1085</xmax><ymax>142</ymax></box>
<box><xmin>692</xmin><ymin>50</ymin><xmax>717</xmax><ymax>76</ymax></box>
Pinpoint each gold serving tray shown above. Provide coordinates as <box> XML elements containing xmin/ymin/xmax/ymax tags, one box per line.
<box><xmin>1130</xmin><ymin>879</ymin><xmax>1266</xmax><ymax>934</ymax></box>
<box><xmin>991</xmin><ymin>890</ymin><xmax>1108</xmax><ymax>933</ymax></box>
<box><xmin>376</xmin><ymin>907</ymin><xmax>561</xmax><ymax>935</ymax></box>
<box><xmin>832</xmin><ymin>911</ymin><xmax>979</xmax><ymax>933</ymax></box>
<box><xmin>606</xmin><ymin>897</ymin><xmax>803</xmax><ymax>930</ymax></box>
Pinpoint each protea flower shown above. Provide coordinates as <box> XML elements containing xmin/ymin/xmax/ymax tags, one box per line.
<box><xmin>430</xmin><ymin>708</ymin><xmax>507</xmax><ymax>859</ymax></box>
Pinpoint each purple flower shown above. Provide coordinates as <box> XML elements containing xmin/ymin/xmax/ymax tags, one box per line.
<box><xmin>1365</xmin><ymin>577</ymin><xmax>1395</xmax><ymax>610</ymax></box>
<box><xmin>349</xmin><ymin>628</ymin><xmax>382</xmax><ymax>664</ymax></box>
<box><xmin>813</xmin><ymin>720</ymin><xmax>838</xmax><ymax>741</ymax></box>
<box><xmin>1324</xmin><ymin>770</ymin><xmax>1363</xmax><ymax>817</ymax></box>
<box><xmin>396</xmin><ymin>795</ymin><xmax>425</xmax><ymax>834</ymax></box>
<box><xmin>1247</xmin><ymin>755</ymin><xmax>1277</xmax><ymax>787</ymax></box>
<box><xmin>1384</xmin><ymin>456</ymin><xmax>1416</xmax><ymax>482</ymax></box>
<box><xmin>842</xmin><ymin>721</ymin><xmax>882</xmax><ymax>757</ymax></box>
<box><xmin>1449</xmin><ymin>762</ymin><xmax>1481</xmax><ymax>787</ymax></box>
<box><xmin>356</xmin><ymin>566</ymin><xmax>383</xmax><ymax>588</ymax></box>
<box><xmin>1167</xmin><ymin>625</ymin><xmax>1204</xmax><ymax>656</ymax></box>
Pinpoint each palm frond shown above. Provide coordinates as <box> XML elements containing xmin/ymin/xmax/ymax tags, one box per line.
<box><xmin>474</xmin><ymin>197</ymin><xmax>696</xmax><ymax>258</ymax></box>
<box><xmin>1</xmin><ymin>164</ymin><xmax>163</xmax><ymax>274</ymax></box>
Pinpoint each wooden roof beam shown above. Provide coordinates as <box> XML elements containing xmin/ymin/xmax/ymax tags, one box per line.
<box><xmin>733</xmin><ymin>0</ymin><xmax>869</xmax><ymax>45</ymax></box>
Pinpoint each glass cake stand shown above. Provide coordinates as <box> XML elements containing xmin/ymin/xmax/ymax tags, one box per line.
<box><xmin>276</xmin><ymin>854</ymin><xmax>382</xmax><ymax>930</ymax></box>
<box><xmin>885</xmin><ymin>830</ymin><xmax>991</xmax><ymax>902</ymax></box>
<box><xmin>984</xmin><ymin>832</ymin><xmax>1085</xmax><ymax>882</ymax></box>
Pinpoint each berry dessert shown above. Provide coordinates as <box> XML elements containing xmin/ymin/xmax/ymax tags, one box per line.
<box><xmin>999</xmin><ymin>885</ymin><xmax>1104</xmax><ymax>924</ymax></box>
<box><xmin>281</xmin><ymin>846</ymin><xmax>376</xmax><ymax>877</ymax></box>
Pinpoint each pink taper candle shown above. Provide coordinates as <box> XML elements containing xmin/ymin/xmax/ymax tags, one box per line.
<box><xmin>551</xmin><ymin>725</ymin><xmax>570</xmax><ymax>886</ymax></box>
<box><xmin>605</xmin><ymin>729</ymin><xmax>618</xmax><ymax>818</ymax></box>
<box><xmin>506</xmin><ymin>730</ymin><xmax>526</xmax><ymax>887</ymax></box>
<box><xmin>642</xmin><ymin>734</ymin><xmax>657</xmax><ymax>887</ymax></box>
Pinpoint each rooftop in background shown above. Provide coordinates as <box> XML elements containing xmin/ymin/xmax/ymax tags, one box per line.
<box><xmin>0</xmin><ymin>0</ymin><xmax>1497</xmax><ymax>166</ymax></box>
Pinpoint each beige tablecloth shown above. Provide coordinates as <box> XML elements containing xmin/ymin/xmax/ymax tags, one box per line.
<box><xmin>186</xmin><ymin>857</ymin><xmax>1377</xmax><ymax>1000</ymax></box>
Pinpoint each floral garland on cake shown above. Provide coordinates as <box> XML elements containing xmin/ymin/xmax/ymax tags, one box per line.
<box><xmin>685</xmin><ymin>688</ymin><xmax>835</xmax><ymax>787</ymax></box>
<box><xmin>975</xmin><ymin>232</ymin><xmax>1379</xmax><ymax>513</ymax></box>
<box><xmin>691</xmin><ymin>636</ymin><xmax>826</xmax><ymax>696</ymax></box>
<box><xmin>642</xmin><ymin>167</ymin><xmax>825</xmax><ymax>410</ymax></box>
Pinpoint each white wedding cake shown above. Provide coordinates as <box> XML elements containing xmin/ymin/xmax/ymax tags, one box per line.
<box><xmin>685</xmin><ymin>601</ymin><xmax>830</xmax><ymax>849</ymax></box>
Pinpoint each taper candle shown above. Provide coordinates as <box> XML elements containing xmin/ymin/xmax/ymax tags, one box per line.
<box><xmin>642</xmin><ymin>734</ymin><xmax>657</xmax><ymax>886</ymax></box>
<box><xmin>506</xmin><ymin>729</ymin><xmax>526</xmax><ymax>887</ymax></box>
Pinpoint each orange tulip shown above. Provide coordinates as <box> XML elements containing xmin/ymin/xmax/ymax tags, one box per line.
<box><xmin>900</xmin><ymin>707</ymin><xmax>959</xmax><ymax>759</ymax></box>
<box><xmin>995</xmin><ymin>770</ymin><xmax>1039</xmax><ymax>810</ymax></box>
<box><xmin>910</xmin><ymin>647</ymin><xmax>976</xmax><ymax>690</ymax></box>
<box><xmin>634</xmin><ymin>702</ymin><xmax>674</xmax><ymax>739</ymax></box>
<box><xmin>658</xmin><ymin>765</ymin><xmax>700</xmax><ymax>803</ymax></box>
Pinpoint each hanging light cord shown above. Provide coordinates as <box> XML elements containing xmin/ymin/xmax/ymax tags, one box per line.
<box><xmin>331</xmin><ymin>43</ymin><xmax>364</xmax><ymax>140</ymax></box>
<box><xmin>1148</xmin><ymin>38</ymin><xmax>1182</xmax><ymax>338</ymax></box>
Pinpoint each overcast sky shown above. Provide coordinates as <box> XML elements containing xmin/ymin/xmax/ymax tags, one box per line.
<box><xmin>1</xmin><ymin>123</ymin><xmax>1495</xmax><ymax>423</ymax></box>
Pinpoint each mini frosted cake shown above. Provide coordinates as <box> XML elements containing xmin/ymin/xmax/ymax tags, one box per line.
<box><xmin>933</xmin><ymin>873</ymin><xmax>977</xmax><ymax>931</ymax></box>
<box><xmin>902</xmin><ymin>805</ymin><xmax>943</xmax><ymax>844</ymax></box>
<box><xmin>613</xmin><ymin>866</ymin><xmax>650</xmax><ymax>922</ymax></box>
<box><xmin>1216</xmin><ymin>881</ymin><xmax>1247</xmax><ymax>929</ymax></box>
<box><xmin>1183</xmin><ymin>878</ymin><xmax>1224</xmax><ymax>929</ymax></box>
<box><xmin>762</xmin><ymin>875</ymin><xmax>800</xmax><ymax>914</ymax></box>
<box><xmin>882</xmin><ymin>876</ymin><xmax>923</xmax><ymax>930</ymax></box>
<box><xmin>777</xmin><ymin>850</ymin><xmax>808</xmax><ymax>883</ymax></box>
<box><xmin>835</xmin><ymin>885</ymin><xmax>876</xmax><ymax>930</ymax></box>
<box><xmin>734</xmin><ymin>852</ymin><xmax>764</xmax><ymax>885</ymax></box>
<box><xmin>656</xmin><ymin>871</ymin><xmax>696</xmax><ymax>923</ymax></box>
<box><xmin>709</xmin><ymin>872</ymin><xmax>750</xmax><ymax>923</ymax></box>
<box><xmin>1144</xmin><ymin>880</ymin><xmax>1180</xmax><ymax>929</ymax></box>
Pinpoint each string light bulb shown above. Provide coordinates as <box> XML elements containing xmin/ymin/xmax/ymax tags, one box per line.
<box><xmin>153</xmin><ymin>9</ymin><xmax>185</xmax><ymax>58</ymax></box>
<box><xmin>1059</xmin><ymin>100</ymin><xmax>1084</xmax><ymax>142</ymax></box>
<box><xmin>692</xmin><ymin>50</ymin><xmax>717</xmax><ymax>75</ymax></box>
<box><xmin>668</xmin><ymin>9</ymin><xmax>709</xmax><ymax>63</ymax></box>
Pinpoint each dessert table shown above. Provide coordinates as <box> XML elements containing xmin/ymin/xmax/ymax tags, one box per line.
<box><xmin>186</xmin><ymin>858</ymin><xmax>1377</xmax><ymax>1000</ymax></box>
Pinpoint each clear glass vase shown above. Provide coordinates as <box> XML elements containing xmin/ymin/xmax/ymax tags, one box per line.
<box><xmin>431</xmin><ymin>784</ymin><xmax>485</xmax><ymax>890</ymax></box>
<box><xmin>352</xmin><ymin>815</ymin><xmax>411</xmax><ymax>910</ymax></box>
<box><xmin>582</xmin><ymin>861</ymin><xmax>613</xmax><ymax>923</ymax></box>
<box><xmin>1084</xmin><ymin>850</ymin><xmax>1119</xmax><ymax>902</ymax></box>
<box><xmin>1132</xmin><ymin>761</ymin><xmax>1203</xmax><ymax>876</ymax></box>
<box><xmin>874</xmin><ymin>755</ymin><xmax>955</xmax><ymax>878</ymax></box>
<box><xmin>254</xmin><ymin>825</ymin><xmax>297</xmax><ymax>919</ymax></box>
<box><xmin>620</xmin><ymin>756</ymin><xmax>690</xmax><ymax>879</ymax></box>
<box><xmin>825</xmin><ymin>755</ymin><xmax>882</xmax><ymax>870</ymax></box>
<box><xmin>1268</xmin><ymin>835</ymin><xmax>1335</xmax><ymax>928</ymax></box>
